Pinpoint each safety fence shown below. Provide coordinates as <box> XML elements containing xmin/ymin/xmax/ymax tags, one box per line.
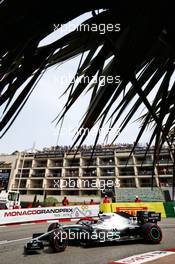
<box><xmin>1</xmin><ymin>202</ymin><xmax>175</xmax><ymax>225</ymax></box>
<box><xmin>0</xmin><ymin>205</ymin><xmax>99</xmax><ymax>225</ymax></box>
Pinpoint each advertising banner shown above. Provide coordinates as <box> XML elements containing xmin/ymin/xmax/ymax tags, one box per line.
<box><xmin>112</xmin><ymin>202</ymin><xmax>166</xmax><ymax>218</ymax></box>
<box><xmin>100</xmin><ymin>202</ymin><xmax>166</xmax><ymax>217</ymax></box>
<box><xmin>0</xmin><ymin>205</ymin><xmax>99</xmax><ymax>225</ymax></box>
<box><xmin>110</xmin><ymin>250</ymin><xmax>175</xmax><ymax>264</ymax></box>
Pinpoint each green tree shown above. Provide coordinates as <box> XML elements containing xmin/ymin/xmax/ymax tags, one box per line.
<box><xmin>44</xmin><ymin>197</ymin><xmax>58</xmax><ymax>207</ymax></box>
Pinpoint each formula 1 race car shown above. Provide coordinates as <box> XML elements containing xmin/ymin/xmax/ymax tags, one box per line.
<box><xmin>24</xmin><ymin>211</ymin><xmax>162</xmax><ymax>254</ymax></box>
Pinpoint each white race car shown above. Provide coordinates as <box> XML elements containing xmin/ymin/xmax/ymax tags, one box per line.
<box><xmin>24</xmin><ymin>211</ymin><xmax>162</xmax><ymax>254</ymax></box>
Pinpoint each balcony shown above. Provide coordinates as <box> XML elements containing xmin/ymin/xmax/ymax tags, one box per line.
<box><xmin>46</xmin><ymin>173</ymin><xmax>62</xmax><ymax>177</ymax></box>
<box><xmin>11</xmin><ymin>184</ymin><xmax>18</xmax><ymax>189</ymax></box>
<box><xmin>49</xmin><ymin>161</ymin><xmax>63</xmax><ymax>167</ymax></box>
<box><xmin>99</xmin><ymin>158</ymin><xmax>115</xmax><ymax>166</ymax></box>
<box><xmin>15</xmin><ymin>173</ymin><xmax>30</xmax><ymax>178</ymax></box>
<box><xmin>64</xmin><ymin>169</ymin><xmax>79</xmax><ymax>177</ymax></box>
<box><xmin>35</xmin><ymin>163</ymin><xmax>47</xmax><ymax>168</ymax></box>
<box><xmin>118</xmin><ymin>168</ymin><xmax>135</xmax><ymax>176</ymax></box>
<box><xmin>157</xmin><ymin>167</ymin><xmax>173</xmax><ymax>175</ymax></box>
<box><xmin>65</xmin><ymin>159</ymin><xmax>80</xmax><ymax>167</ymax></box>
<box><xmin>19</xmin><ymin>183</ymin><xmax>27</xmax><ymax>188</ymax></box>
<box><xmin>138</xmin><ymin>172</ymin><xmax>153</xmax><ymax>176</ymax></box>
<box><xmin>47</xmin><ymin>169</ymin><xmax>62</xmax><ymax>177</ymax></box>
<box><xmin>100</xmin><ymin>169</ymin><xmax>115</xmax><ymax>177</ymax></box>
<box><xmin>80</xmin><ymin>179</ymin><xmax>98</xmax><ymax>189</ymax></box>
<box><xmin>157</xmin><ymin>156</ymin><xmax>172</xmax><ymax>164</ymax></box>
<box><xmin>82</xmin><ymin>159</ymin><xmax>97</xmax><ymax>166</ymax></box>
<box><xmin>12</xmin><ymin>180</ymin><xmax>27</xmax><ymax>189</ymax></box>
<box><xmin>45</xmin><ymin>190</ymin><xmax>61</xmax><ymax>195</ymax></box>
<box><xmin>82</xmin><ymin>169</ymin><xmax>97</xmax><ymax>177</ymax></box>
<box><xmin>31</xmin><ymin>169</ymin><xmax>45</xmax><ymax>177</ymax></box>
<box><xmin>119</xmin><ymin>179</ymin><xmax>136</xmax><ymax>188</ymax></box>
<box><xmin>31</xmin><ymin>173</ymin><xmax>45</xmax><ymax>178</ymax></box>
<box><xmin>64</xmin><ymin>173</ymin><xmax>79</xmax><ymax>177</ymax></box>
<box><xmin>135</xmin><ymin>158</ymin><xmax>152</xmax><ymax>165</ymax></box>
<box><xmin>137</xmin><ymin>167</ymin><xmax>154</xmax><ymax>176</ymax></box>
<box><xmin>33</xmin><ymin>160</ymin><xmax>47</xmax><ymax>168</ymax></box>
<box><xmin>60</xmin><ymin>179</ymin><xmax>78</xmax><ymax>189</ymax></box>
<box><xmin>159</xmin><ymin>178</ymin><xmax>173</xmax><ymax>187</ymax></box>
<box><xmin>139</xmin><ymin>179</ymin><xmax>157</xmax><ymax>187</ymax></box>
<box><xmin>28</xmin><ymin>179</ymin><xmax>43</xmax><ymax>188</ymax></box>
<box><xmin>117</xmin><ymin>158</ymin><xmax>134</xmax><ymax>166</ymax></box>
<box><xmin>45</xmin><ymin>180</ymin><xmax>61</xmax><ymax>189</ymax></box>
<box><xmin>28</xmin><ymin>185</ymin><xmax>43</xmax><ymax>189</ymax></box>
<box><xmin>23</xmin><ymin>161</ymin><xmax>33</xmax><ymax>168</ymax></box>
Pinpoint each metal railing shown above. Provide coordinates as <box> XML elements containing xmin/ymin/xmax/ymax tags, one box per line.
<box><xmin>82</xmin><ymin>172</ymin><xmax>97</xmax><ymax>177</ymax></box>
<box><xmin>46</xmin><ymin>173</ymin><xmax>62</xmax><ymax>177</ymax></box>
<box><xmin>16</xmin><ymin>173</ymin><xmax>29</xmax><ymax>178</ymax></box>
<box><xmin>30</xmin><ymin>173</ymin><xmax>45</xmax><ymax>177</ymax></box>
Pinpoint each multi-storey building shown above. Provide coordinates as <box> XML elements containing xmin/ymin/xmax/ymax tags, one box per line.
<box><xmin>0</xmin><ymin>154</ymin><xmax>17</xmax><ymax>191</ymax></box>
<box><xmin>0</xmin><ymin>146</ymin><xmax>174</xmax><ymax>202</ymax></box>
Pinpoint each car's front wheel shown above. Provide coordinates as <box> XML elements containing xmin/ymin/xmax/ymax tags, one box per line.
<box><xmin>141</xmin><ymin>223</ymin><xmax>162</xmax><ymax>244</ymax></box>
<box><xmin>49</xmin><ymin>228</ymin><xmax>67</xmax><ymax>252</ymax></box>
<box><xmin>47</xmin><ymin>222</ymin><xmax>60</xmax><ymax>232</ymax></box>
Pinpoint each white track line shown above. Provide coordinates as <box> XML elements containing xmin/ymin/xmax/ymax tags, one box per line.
<box><xmin>21</xmin><ymin>223</ymin><xmax>35</xmax><ymax>226</ymax></box>
<box><xmin>0</xmin><ymin>237</ymin><xmax>31</xmax><ymax>245</ymax></box>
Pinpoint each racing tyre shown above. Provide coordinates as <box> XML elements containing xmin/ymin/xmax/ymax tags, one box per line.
<box><xmin>141</xmin><ymin>223</ymin><xmax>162</xmax><ymax>244</ymax></box>
<box><xmin>49</xmin><ymin>228</ymin><xmax>67</xmax><ymax>252</ymax></box>
<box><xmin>47</xmin><ymin>222</ymin><xmax>60</xmax><ymax>232</ymax></box>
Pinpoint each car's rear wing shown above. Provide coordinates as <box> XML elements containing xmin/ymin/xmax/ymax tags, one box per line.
<box><xmin>137</xmin><ymin>211</ymin><xmax>161</xmax><ymax>224</ymax></box>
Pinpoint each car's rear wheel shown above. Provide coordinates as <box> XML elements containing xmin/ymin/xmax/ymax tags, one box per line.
<box><xmin>141</xmin><ymin>223</ymin><xmax>162</xmax><ymax>244</ymax></box>
<box><xmin>49</xmin><ymin>228</ymin><xmax>67</xmax><ymax>252</ymax></box>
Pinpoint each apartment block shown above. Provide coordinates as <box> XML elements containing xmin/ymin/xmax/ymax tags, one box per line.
<box><xmin>0</xmin><ymin>146</ymin><xmax>174</xmax><ymax>201</ymax></box>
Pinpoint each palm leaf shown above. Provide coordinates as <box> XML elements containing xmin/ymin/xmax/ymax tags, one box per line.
<box><xmin>0</xmin><ymin>1</ymin><xmax>174</xmax><ymax>165</ymax></box>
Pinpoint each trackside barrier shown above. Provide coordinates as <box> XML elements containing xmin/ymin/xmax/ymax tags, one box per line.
<box><xmin>163</xmin><ymin>202</ymin><xmax>175</xmax><ymax>217</ymax></box>
<box><xmin>0</xmin><ymin>205</ymin><xmax>99</xmax><ymax>225</ymax></box>
<box><xmin>100</xmin><ymin>203</ymin><xmax>112</xmax><ymax>213</ymax></box>
<box><xmin>108</xmin><ymin>249</ymin><xmax>175</xmax><ymax>264</ymax></box>
<box><xmin>100</xmin><ymin>202</ymin><xmax>166</xmax><ymax>218</ymax></box>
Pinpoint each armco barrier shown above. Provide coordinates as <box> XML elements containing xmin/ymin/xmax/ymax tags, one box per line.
<box><xmin>100</xmin><ymin>202</ymin><xmax>166</xmax><ymax>217</ymax></box>
<box><xmin>0</xmin><ymin>205</ymin><xmax>99</xmax><ymax>225</ymax></box>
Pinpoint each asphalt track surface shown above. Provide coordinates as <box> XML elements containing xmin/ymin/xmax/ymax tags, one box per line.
<box><xmin>0</xmin><ymin>219</ymin><xmax>175</xmax><ymax>264</ymax></box>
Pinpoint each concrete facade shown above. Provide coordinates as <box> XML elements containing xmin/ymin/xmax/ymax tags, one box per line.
<box><xmin>0</xmin><ymin>146</ymin><xmax>174</xmax><ymax>201</ymax></box>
